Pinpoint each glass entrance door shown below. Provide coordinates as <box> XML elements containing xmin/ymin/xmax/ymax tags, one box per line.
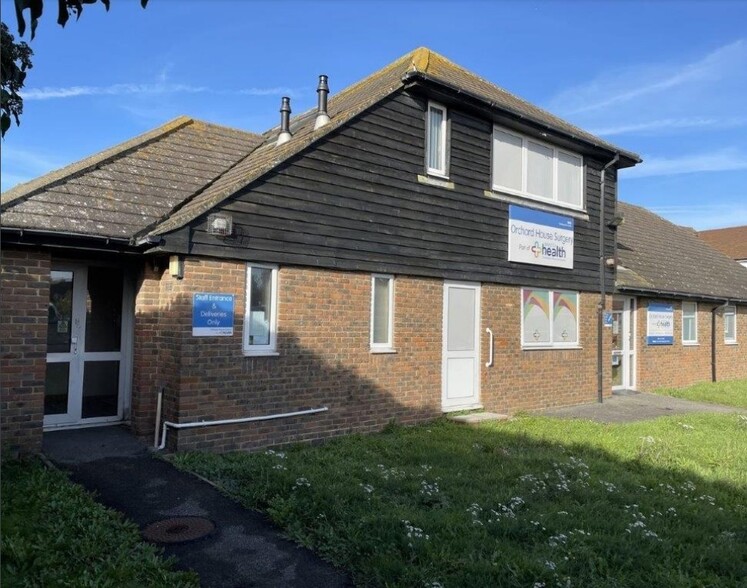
<box><xmin>611</xmin><ymin>297</ymin><xmax>636</xmax><ymax>390</ymax></box>
<box><xmin>45</xmin><ymin>264</ymin><xmax>125</xmax><ymax>427</ymax></box>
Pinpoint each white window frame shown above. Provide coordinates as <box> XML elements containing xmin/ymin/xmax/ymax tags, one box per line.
<box><xmin>682</xmin><ymin>302</ymin><xmax>698</xmax><ymax>345</ymax></box>
<box><xmin>724</xmin><ymin>305</ymin><xmax>737</xmax><ymax>344</ymax></box>
<box><xmin>520</xmin><ymin>288</ymin><xmax>581</xmax><ymax>349</ymax></box>
<box><xmin>370</xmin><ymin>274</ymin><xmax>394</xmax><ymax>351</ymax></box>
<box><xmin>426</xmin><ymin>102</ymin><xmax>448</xmax><ymax>178</ymax></box>
<box><xmin>492</xmin><ymin>125</ymin><xmax>584</xmax><ymax>210</ymax></box>
<box><xmin>243</xmin><ymin>263</ymin><xmax>279</xmax><ymax>356</ymax></box>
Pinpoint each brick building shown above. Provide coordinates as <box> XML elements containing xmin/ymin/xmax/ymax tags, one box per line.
<box><xmin>698</xmin><ymin>225</ymin><xmax>747</xmax><ymax>268</ymax></box>
<box><xmin>5</xmin><ymin>47</ymin><xmax>732</xmax><ymax>457</ymax></box>
<box><xmin>612</xmin><ymin>203</ymin><xmax>747</xmax><ymax>391</ymax></box>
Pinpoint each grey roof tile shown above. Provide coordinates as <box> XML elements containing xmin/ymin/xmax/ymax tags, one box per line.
<box><xmin>616</xmin><ymin>202</ymin><xmax>747</xmax><ymax>301</ymax></box>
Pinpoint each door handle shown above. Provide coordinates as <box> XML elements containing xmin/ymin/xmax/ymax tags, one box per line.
<box><xmin>485</xmin><ymin>328</ymin><xmax>494</xmax><ymax>368</ymax></box>
<box><xmin>71</xmin><ymin>336</ymin><xmax>78</xmax><ymax>355</ymax></box>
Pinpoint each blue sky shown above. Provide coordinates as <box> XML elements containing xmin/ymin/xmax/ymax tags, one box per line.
<box><xmin>2</xmin><ymin>0</ymin><xmax>746</xmax><ymax>229</ymax></box>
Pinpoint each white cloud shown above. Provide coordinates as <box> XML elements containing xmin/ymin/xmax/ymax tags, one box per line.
<box><xmin>590</xmin><ymin>116</ymin><xmax>747</xmax><ymax>137</ymax></box>
<box><xmin>546</xmin><ymin>39</ymin><xmax>747</xmax><ymax>140</ymax></box>
<box><xmin>22</xmin><ymin>83</ymin><xmax>301</xmax><ymax>101</ymax></box>
<box><xmin>624</xmin><ymin>148</ymin><xmax>747</xmax><ymax>178</ymax></box>
<box><xmin>645</xmin><ymin>203</ymin><xmax>747</xmax><ymax>230</ymax></box>
<box><xmin>551</xmin><ymin>40</ymin><xmax>746</xmax><ymax>115</ymax></box>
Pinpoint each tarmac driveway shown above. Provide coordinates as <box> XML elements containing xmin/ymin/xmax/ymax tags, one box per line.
<box><xmin>536</xmin><ymin>391</ymin><xmax>741</xmax><ymax>423</ymax></box>
<box><xmin>42</xmin><ymin>426</ymin><xmax>351</xmax><ymax>588</ymax></box>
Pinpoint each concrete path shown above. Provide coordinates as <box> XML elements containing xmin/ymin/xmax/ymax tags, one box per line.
<box><xmin>536</xmin><ymin>391</ymin><xmax>741</xmax><ymax>423</ymax></box>
<box><xmin>43</xmin><ymin>426</ymin><xmax>351</xmax><ymax>588</ymax></box>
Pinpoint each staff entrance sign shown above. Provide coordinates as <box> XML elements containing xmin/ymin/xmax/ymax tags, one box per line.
<box><xmin>193</xmin><ymin>293</ymin><xmax>235</xmax><ymax>336</ymax></box>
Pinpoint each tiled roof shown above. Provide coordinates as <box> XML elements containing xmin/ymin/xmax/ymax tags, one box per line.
<box><xmin>616</xmin><ymin>202</ymin><xmax>747</xmax><ymax>301</ymax></box>
<box><xmin>698</xmin><ymin>225</ymin><xmax>747</xmax><ymax>261</ymax></box>
<box><xmin>145</xmin><ymin>47</ymin><xmax>640</xmax><ymax>237</ymax></box>
<box><xmin>1</xmin><ymin>117</ymin><xmax>261</xmax><ymax>239</ymax></box>
<box><xmin>2</xmin><ymin>47</ymin><xmax>640</xmax><ymax>241</ymax></box>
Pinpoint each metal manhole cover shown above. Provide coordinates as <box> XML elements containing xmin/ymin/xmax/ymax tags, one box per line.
<box><xmin>142</xmin><ymin>516</ymin><xmax>215</xmax><ymax>544</ymax></box>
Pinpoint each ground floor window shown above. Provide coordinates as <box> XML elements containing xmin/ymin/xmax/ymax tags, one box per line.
<box><xmin>243</xmin><ymin>264</ymin><xmax>278</xmax><ymax>355</ymax></box>
<box><xmin>521</xmin><ymin>288</ymin><xmax>579</xmax><ymax>348</ymax></box>
<box><xmin>371</xmin><ymin>274</ymin><xmax>394</xmax><ymax>350</ymax></box>
<box><xmin>724</xmin><ymin>305</ymin><xmax>737</xmax><ymax>344</ymax></box>
<box><xmin>682</xmin><ymin>302</ymin><xmax>698</xmax><ymax>345</ymax></box>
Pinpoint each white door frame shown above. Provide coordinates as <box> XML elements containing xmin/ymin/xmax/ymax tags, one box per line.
<box><xmin>44</xmin><ymin>262</ymin><xmax>133</xmax><ymax>429</ymax></box>
<box><xmin>612</xmin><ymin>296</ymin><xmax>636</xmax><ymax>391</ymax></box>
<box><xmin>442</xmin><ymin>280</ymin><xmax>481</xmax><ymax>411</ymax></box>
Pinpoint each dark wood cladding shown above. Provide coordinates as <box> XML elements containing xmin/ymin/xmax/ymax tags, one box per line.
<box><xmin>175</xmin><ymin>91</ymin><xmax>618</xmax><ymax>292</ymax></box>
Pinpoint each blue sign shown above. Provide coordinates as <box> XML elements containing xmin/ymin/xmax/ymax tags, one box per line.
<box><xmin>192</xmin><ymin>293</ymin><xmax>235</xmax><ymax>337</ymax></box>
<box><xmin>508</xmin><ymin>205</ymin><xmax>575</xmax><ymax>269</ymax></box>
<box><xmin>603</xmin><ymin>312</ymin><xmax>614</xmax><ymax>327</ymax></box>
<box><xmin>647</xmin><ymin>303</ymin><xmax>673</xmax><ymax>345</ymax></box>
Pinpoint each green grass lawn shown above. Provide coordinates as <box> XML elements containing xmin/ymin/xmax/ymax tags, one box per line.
<box><xmin>1</xmin><ymin>459</ymin><xmax>198</xmax><ymax>588</ymax></box>
<box><xmin>172</xmin><ymin>413</ymin><xmax>747</xmax><ymax>588</ymax></box>
<box><xmin>653</xmin><ymin>379</ymin><xmax>747</xmax><ymax>409</ymax></box>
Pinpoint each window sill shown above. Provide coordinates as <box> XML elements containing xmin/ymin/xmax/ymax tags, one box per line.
<box><xmin>522</xmin><ymin>345</ymin><xmax>583</xmax><ymax>351</ymax></box>
<box><xmin>682</xmin><ymin>342</ymin><xmax>699</xmax><ymax>347</ymax></box>
<box><xmin>371</xmin><ymin>348</ymin><xmax>397</xmax><ymax>354</ymax></box>
<box><xmin>484</xmin><ymin>189</ymin><xmax>589</xmax><ymax>221</ymax></box>
<box><xmin>243</xmin><ymin>350</ymin><xmax>280</xmax><ymax>357</ymax></box>
<box><xmin>724</xmin><ymin>341</ymin><xmax>738</xmax><ymax>346</ymax></box>
<box><xmin>418</xmin><ymin>174</ymin><xmax>454</xmax><ymax>190</ymax></box>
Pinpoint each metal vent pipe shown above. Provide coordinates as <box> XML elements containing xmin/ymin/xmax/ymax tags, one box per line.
<box><xmin>277</xmin><ymin>96</ymin><xmax>292</xmax><ymax>145</ymax></box>
<box><xmin>314</xmin><ymin>74</ymin><xmax>331</xmax><ymax>130</ymax></box>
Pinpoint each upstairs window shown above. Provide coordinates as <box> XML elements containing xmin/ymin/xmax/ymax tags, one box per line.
<box><xmin>682</xmin><ymin>302</ymin><xmax>697</xmax><ymax>345</ymax></box>
<box><xmin>243</xmin><ymin>264</ymin><xmax>278</xmax><ymax>355</ymax></box>
<box><xmin>492</xmin><ymin>126</ymin><xmax>584</xmax><ymax>209</ymax></box>
<box><xmin>426</xmin><ymin>102</ymin><xmax>448</xmax><ymax>177</ymax></box>
<box><xmin>724</xmin><ymin>305</ymin><xmax>737</xmax><ymax>344</ymax></box>
<box><xmin>371</xmin><ymin>274</ymin><xmax>394</xmax><ymax>350</ymax></box>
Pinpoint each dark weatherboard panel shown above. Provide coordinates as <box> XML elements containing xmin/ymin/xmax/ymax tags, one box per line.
<box><xmin>174</xmin><ymin>90</ymin><xmax>618</xmax><ymax>293</ymax></box>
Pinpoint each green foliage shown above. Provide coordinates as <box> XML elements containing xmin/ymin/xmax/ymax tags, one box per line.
<box><xmin>1</xmin><ymin>1</ymin><xmax>149</xmax><ymax>137</ymax></box>
<box><xmin>13</xmin><ymin>0</ymin><xmax>149</xmax><ymax>39</ymax></box>
<box><xmin>172</xmin><ymin>414</ymin><xmax>747</xmax><ymax>588</ymax></box>
<box><xmin>653</xmin><ymin>379</ymin><xmax>747</xmax><ymax>409</ymax></box>
<box><xmin>0</xmin><ymin>23</ymin><xmax>32</xmax><ymax>137</ymax></box>
<box><xmin>1</xmin><ymin>459</ymin><xmax>199</xmax><ymax>587</ymax></box>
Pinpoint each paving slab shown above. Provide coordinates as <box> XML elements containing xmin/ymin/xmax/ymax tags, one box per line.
<box><xmin>535</xmin><ymin>391</ymin><xmax>741</xmax><ymax>423</ymax></box>
<box><xmin>43</xmin><ymin>426</ymin><xmax>351</xmax><ymax>588</ymax></box>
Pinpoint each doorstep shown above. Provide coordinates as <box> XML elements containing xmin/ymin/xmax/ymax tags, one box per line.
<box><xmin>447</xmin><ymin>412</ymin><xmax>510</xmax><ymax>425</ymax></box>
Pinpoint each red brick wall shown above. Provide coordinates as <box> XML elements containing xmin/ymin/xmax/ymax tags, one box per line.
<box><xmin>0</xmin><ymin>249</ymin><xmax>50</xmax><ymax>456</ymax></box>
<box><xmin>634</xmin><ymin>298</ymin><xmax>747</xmax><ymax>390</ymax></box>
<box><xmin>133</xmin><ymin>258</ymin><xmax>611</xmax><ymax>452</ymax></box>
<box><xmin>481</xmin><ymin>286</ymin><xmax>611</xmax><ymax>413</ymax></box>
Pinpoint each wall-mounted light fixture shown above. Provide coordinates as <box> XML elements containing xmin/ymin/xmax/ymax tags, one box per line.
<box><xmin>607</xmin><ymin>214</ymin><xmax>625</xmax><ymax>229</ymax></box>
<box><xmin>207</xmin><ymin>212</ymin><xmax>233</xmax><ymax>237</ymax></box>
<box><xmin>169</xmin><ymin>255</ymin><xmax>184</xmax><ymax>279</ymax></box>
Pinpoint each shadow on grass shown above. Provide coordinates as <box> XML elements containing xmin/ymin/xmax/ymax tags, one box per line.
<box><xmin>171</xmin><ymin>415</ymin><xmax>747</xmax><ymax>588</ymax></box>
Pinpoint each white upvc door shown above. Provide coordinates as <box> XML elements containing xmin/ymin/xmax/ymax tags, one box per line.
<box><xmin>611</xmin><ymin>297</ymin><xmax>636</xmax><ymax>390</ymax></box>
<box><xmin>44</xmin><ymin>264</ymin><xmax>130</xmax><ymax>428</ymax></box>
<box><xmin>442</xmin><ymin>281</ymin><xmax>481</xmax><ymax>411</ymax></box>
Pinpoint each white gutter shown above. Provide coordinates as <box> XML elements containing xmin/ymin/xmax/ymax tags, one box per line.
<box><xmin>157</xmin><ymin>406</ymin><xmax>329</xmax><ymax>450</ymax></box>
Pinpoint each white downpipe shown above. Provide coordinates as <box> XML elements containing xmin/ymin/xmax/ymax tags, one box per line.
<box><xmin>157</xmin><ymin>406</ymin><xmax>329</xmax><ymax>451</ymax></box>
<box><xmin>153</xmin><ymin>389</ymin><xmax>163</xmax><ymax>449</ymax></box>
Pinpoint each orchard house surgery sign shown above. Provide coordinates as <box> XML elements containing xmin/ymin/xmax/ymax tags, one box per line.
<box><xmin>508</xmin><ymin>205</ymin><xmax>574</xmax><ymax>269</ymax></box>
<box><xmin>193</xmin><ymin>293</ymin><xmax>235</xmax><ymax>336</ymax></box>
<box><xmin>646</xmin><ymin>302</ymin><xmax>674</xmax><ymax>345</ymax></box>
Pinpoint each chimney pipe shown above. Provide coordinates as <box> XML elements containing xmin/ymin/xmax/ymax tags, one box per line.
<box><xmin>314</xmin><ymin>74</ymin><xmax>330</xmax><ymax>130</ymax></box>
<box><xmin>277</xmin><ymin>96</ymin><xmax>292</xmax><ymax>145</ymax></box>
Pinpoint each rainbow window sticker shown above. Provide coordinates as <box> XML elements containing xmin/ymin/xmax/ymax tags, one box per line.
<box><xmin>553</xmin><ymin>291</ymin><xmax>579</xmax><ymax>344</ymax></box>
<box><xmin>522</xmin><ymin>289</ymin><xmax>551</xmax><ymax>344</ymax></box>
